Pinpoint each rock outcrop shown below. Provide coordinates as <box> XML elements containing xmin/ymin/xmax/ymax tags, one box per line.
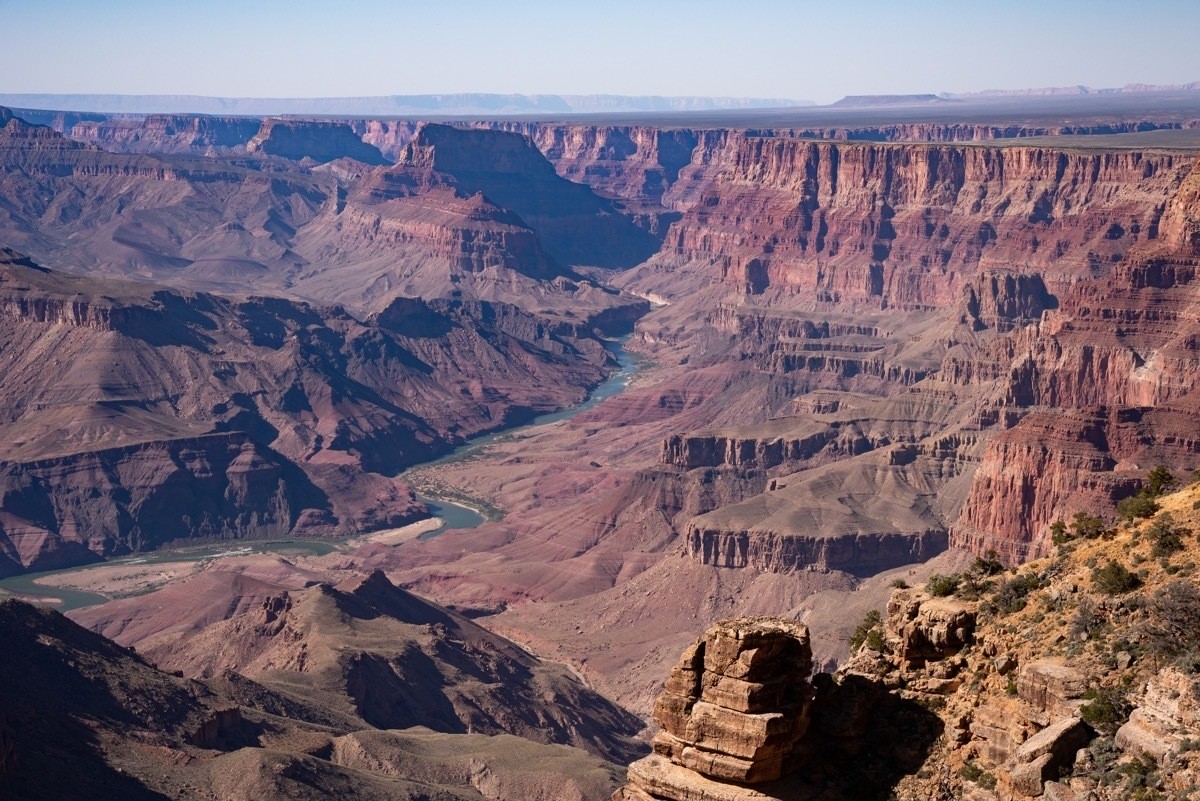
<box><xmin>615</xmin><ymin>615</ymin><xmax>947</xmax><ymax>800</ymax></box>
<box><xmin>617</xmin><ymin>618</ymin><xmax>815</xmax><ymax>799</ymax></box>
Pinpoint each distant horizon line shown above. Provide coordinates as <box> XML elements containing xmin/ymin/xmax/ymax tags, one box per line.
<box><xmin>2</xmin><ymin>79</ymin><xmax>1198</xmax><ymax>117</ymax></box>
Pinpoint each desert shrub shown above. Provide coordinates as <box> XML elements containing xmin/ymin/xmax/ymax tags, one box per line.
<box><xmin>849</xmin><ymin>609</ymin><xmax>885</xmax><ymax>653</ymax></box>
<box><xmin>1050</xmin><ymin>519</ymin><xmax>1070</xmax><ymax>545</ymax></box>
<box><xmin>1080</xmin><ymin>685</ymin><xmax>1133</xmax><ymax>735</ymax></box>
<box><xmin>890</xmin><ymin>578</ymin><xmax>909</xmax><ymax>589</ymax></box>
<box><xmin>992</xmin><ymin>572</ymin><xmax>1044</xmax><ymax>615</ymax></box>
<box><xmin>1148</xmin><ymin>516</ymin><xmax>1188</xmax><ymax>559</ymax></box>
<box><xmin>971</xmin><ymin>550</ymin><xmax>1005</xmax><ymax>577</ymax></box>
<box><xmin>1071</xmin><ymin>512</ymin><xmax>1109</xmax><ymax>539</ymax></box>
<box><xmin>926</xmin><ymin>573</ymin><xmax>961</xmax><ymax>597</ymax></box>
<box><xmin>958</xmin><ymin>761</ymin><xmax>997</xmax><ymax>789</ymax></box>
<box><xmin>1092</xmin><ymin>560</ymin><xmax>1141</xmax><ymax>596</ymax></box>
<box><xmin>1117</xmin><ymin>492</ymin><xmax>1160</xmax><ymax>522</ymax></box>
<box><xmin>1147</xmin><ymin>581</ymin><xmax>1200</xmax><ymax>667</ymax></box>
<box><xmin>1120</xmin><ymin>754</ymin><xmax>1162</xmax><ymax>796</ymax></box>
<box><xmin>1071</xmin><ymin>596</ymin><xmax>1104</xmax><ymax>639</ymax></box>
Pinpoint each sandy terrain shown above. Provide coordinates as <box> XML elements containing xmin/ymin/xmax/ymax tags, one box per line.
<box><xmin>355</xmin><ymin>517</ymin><xmax>445</xmax><ymax>545</ymax></box>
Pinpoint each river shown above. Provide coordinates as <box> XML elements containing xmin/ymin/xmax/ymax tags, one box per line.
<box><xmin>0</xmin><ymin>336</ymin><xmax>643</xmax><ymax>610</ymax></box>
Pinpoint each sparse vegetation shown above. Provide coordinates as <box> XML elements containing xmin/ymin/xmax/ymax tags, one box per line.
<box><xmin>1092</xmin><ymin>560</ymin><xmax>1142</xmax><ymax>595</ymax></box>
<box><xmin>1148</xmin><ymin>515</ymin><xmax>1188</xmax><ymax>559</ymax></box>
<box><xmin>991</xmin><ymin>572</ymin><xmax>1044</xmax><ymax>615</ymax></box>
<box><xmin>971</xmin><ymin>550</ymin><xmax>1005</xmax><ymax>577</ymax></box>
<box><xmin>1117</xmin><ymin>466</ymin><xmax>1178</xmax><ymax>522</ymax></box>
<box><xmin>1071</xmin><ymin>596</ymin><xmax>1105</xmax><ymax>640</ymax></box>
<box><xmin>1147</xmin><ymin>466</ymin><xmax>1176</xmax><ymax>496</ymax></box>
<box><xmin>1147</xmin><ymin>580</ymin><xmax>1200</xmax><ymax>669</ymax></box>
<box><xmin>1079</xmin><ymin>685</ymin><xmax>1133</xmax><ymax>735</ymax></box>
<box><xmin>957</xmin><ymin>761</ymin><xmax>996</xmax><ymax>789</ymax></box>
<box><xmin>890</xmin><ymin>579</ymin><xmax>909</xmax><ymax>590</ymax></box>
<box><xmin>926</xmin><ymin>574</ymin><xmax>961</xmax><ymax>598</ymax></box>
<box><xmin>1118</xmin><ymin>492</ymin><xmax>1161</xmax><ymax>521</ymax></box>
<box><xmin>849</xmin><ymin>609</ymin><xmax>885</xmax><ymax>653</ymax></box>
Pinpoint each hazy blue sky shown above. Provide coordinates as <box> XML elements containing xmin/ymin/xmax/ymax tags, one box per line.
<box><xmin>2</xmin><ymin>0</ymin><xmax>1198</xmax><ymax>103</ymax></box>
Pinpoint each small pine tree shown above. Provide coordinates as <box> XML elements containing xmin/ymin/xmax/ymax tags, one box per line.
<box><xmin>849</xmin><ymin>609</ymin><xmax>884</xmax><ymax>652</ymax></box>
<box><xmin>1146</xmin><ymin>466</ymin><xmax>1176</xmax><ymax>497</ymax></box>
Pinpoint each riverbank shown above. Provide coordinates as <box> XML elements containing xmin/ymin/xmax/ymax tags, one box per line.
<box><xmin>0</xmin><ymin>334</ymin><xmax>645</xmax><ymax>609</ymax></box>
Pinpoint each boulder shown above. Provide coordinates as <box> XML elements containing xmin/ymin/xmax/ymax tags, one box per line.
<box><xmin>1008</xmin><ymin>717</ymin><xmax>1093</xmax><ymax>798</ymax></box>
<box><xmin>1017</xmin><ymin>660</ymin><xmax>1087</xmax><ymax>723</ymax></box>
<box><xmin>1011</xmin><ymin>752</ymin><xmax>1055</xmax><ymax>797</ymax></box>
<box><xmin>886</xmin><ymin>590</ymin><xmax>976</xmax><ymax>669</ymax></box>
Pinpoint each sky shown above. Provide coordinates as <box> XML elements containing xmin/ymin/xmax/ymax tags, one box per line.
<box><xmin>2</xmin><ymin>0</ymin><xmax>1198</xmax><ymax>104</ymax></box>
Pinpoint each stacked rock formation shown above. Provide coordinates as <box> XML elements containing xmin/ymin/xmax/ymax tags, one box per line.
<box><xmin>616</xmin><ymin>617</ymin><xmax>814</xmax><ymax>800</ymax></box>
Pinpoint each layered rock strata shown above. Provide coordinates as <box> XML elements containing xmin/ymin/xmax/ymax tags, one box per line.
<box><xmin>618</xmin><ymin>617</ymin><xmax>814</xmax><ymax>799</ymax></box>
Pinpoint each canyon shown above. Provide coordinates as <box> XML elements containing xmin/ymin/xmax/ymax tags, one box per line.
<box><xmin>3</xmin><ymin>91</ymin><xmax>1200</xmax><ymax>798</ymax></box>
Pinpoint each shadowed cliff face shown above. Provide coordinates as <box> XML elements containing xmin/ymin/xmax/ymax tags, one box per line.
<box><xmin>391</xmin><ymin>123</ymin><xmax>665</xmax><ymax>269</ymax></box>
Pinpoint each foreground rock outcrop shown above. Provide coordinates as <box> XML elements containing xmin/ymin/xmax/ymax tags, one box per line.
<box><xmin>615</xmin><ymin>616</ymin><xmax>944</xmax><ymax>800</ymax></box>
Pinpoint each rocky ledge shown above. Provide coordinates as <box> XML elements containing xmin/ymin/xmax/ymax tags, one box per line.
<box><xmin>614</xmin><ymin>615</ymin><xmax>946</xmax><ymax>800</ymax></box>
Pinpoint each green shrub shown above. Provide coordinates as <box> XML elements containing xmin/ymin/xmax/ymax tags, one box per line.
<box><xmin>1080</xmin><ymin>686</ymin><xmax>1133</xmax><ymax>735</ymax></box>
<box><xmin>972</xmin><ymin>550</ymin><xmax>1005</xmax><ymax>577</ymax></box>
<box><xmin>1148</xmin><ymin>517</ymin><xmax>1188</xmax><ymax>559</ymax></box>
<box><xmin>1117</xmin><ymin>492</ymin><xmax>1161</xmax><ymax>521</ymax></box>
<box><xmin>890</xmin><ymin>578</ymin><xmax>909</xmax><ymax>589</ymax></box>
<box><xmin>926</xmin><ymin>573</ymin><xmax>961</xmax><ymax>597</ymax></box>
<box><xmin>849</xmin><ymin>609</ymin><xmax>885</xmax><ymax>652</ymax></box>
<box><xmin>958</xmin><ymin>761</ymin><xmax>996</xmax><ymax>789</ymax></box>
<box><xmin>1050</xmin><ymin>519</ymin><xmax>1069</xmax><ymax>545</ymax></box>
<box><xmin>1070</xmin><ymin>512</ymin><xmax>1109</xmax><ymax>539</ymax></box>
<box><xmin>992</xmin><ymin>572</ymin><xmax>1044</xmax><ymax>615</ymax></box>
<box><xmin>1092</xmin><ymin>560</ymin><xmax>1141</xmax><ymax>596</ymax></box>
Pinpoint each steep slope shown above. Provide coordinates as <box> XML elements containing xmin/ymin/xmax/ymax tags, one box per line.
<box><xmin>0</xmin><ymin>598</ymin><xmax>623</xmax><ymax>801</ymax></box>
<box><xmin>953</xmin><ymin>156</ymin><xmax>1200</xmax><ymax>561</ymax></box>
<box><xmin>837</xmin><ymin>479</ymin><xmax>1200</xmax><ymax>799</ymax></box>
<box><xmin>74</xmin><ymin>569</ymin><xmax>645</xmax><ymax>763</ymax></box>
<box><xmin>618</xmin><ymin>136</ymin><xmax>1189</xmax><ymax>308</ymax></box>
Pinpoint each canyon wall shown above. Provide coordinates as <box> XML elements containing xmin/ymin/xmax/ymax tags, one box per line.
<box><xmin>632</xmin><ymin>137</ymin><xmax>1189</xmax><ymax>308</ymax></box>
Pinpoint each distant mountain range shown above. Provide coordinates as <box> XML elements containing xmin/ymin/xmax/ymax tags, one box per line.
<box><xmin>946</xmin><ymin>81</ymin><xmax>1200</xmax><ymax>99</ymax></box>
<box><xmin>0</xmin><ymin>92</ymin><xmax>811</xmax><ymax>116</ymax></box>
